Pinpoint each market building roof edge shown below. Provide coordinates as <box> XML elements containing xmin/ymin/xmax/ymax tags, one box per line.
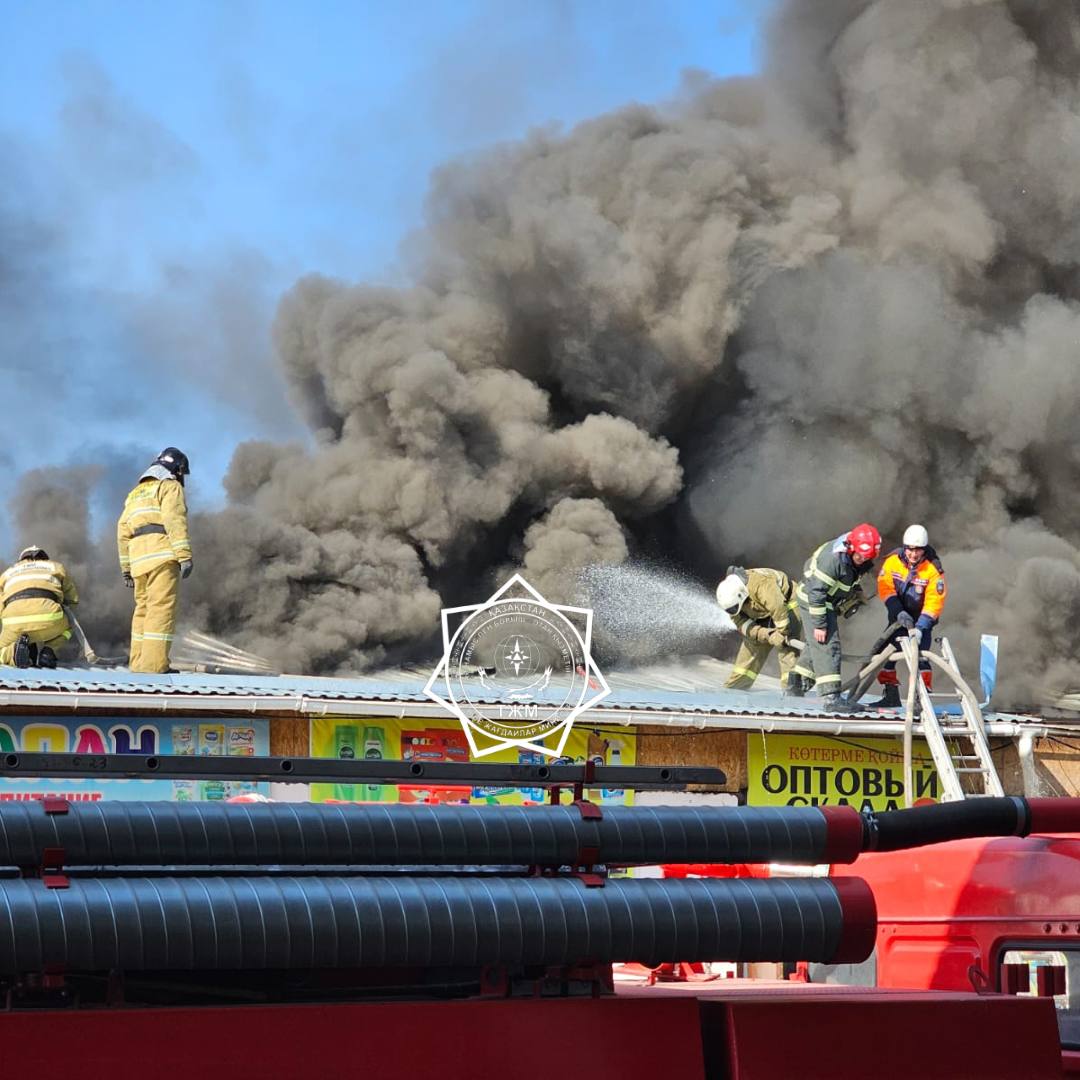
<box><xmin>0</xmin><ymin>657</ymin><xmax>1065</xmax><ymax>737</ymax></box>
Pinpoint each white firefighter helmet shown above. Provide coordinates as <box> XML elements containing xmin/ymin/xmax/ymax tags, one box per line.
<box><xmin>716</xmin><ymin>574</ymin><xmax>750</xmax><ymax>615</ymax></box>
<box><xmin>902</xmin><ymin>524</ymin><xmax>929</xmax><ymax>548</ymax></box>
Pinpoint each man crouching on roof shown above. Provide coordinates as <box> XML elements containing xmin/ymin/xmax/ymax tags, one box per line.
<box><xmin>0</xmin><ymin>546</ymin><xmax>79</xmax><ymax>668</ymax></box>
<box><xmin>717</xmin><ymin>566</ymin><xmax>813</xmax><ymax>698</ymax></box>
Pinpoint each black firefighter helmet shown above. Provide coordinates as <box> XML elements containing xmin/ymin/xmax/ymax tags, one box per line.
<box><xmin>156</xmin><ymin>447</ymin><xmax>191</xmax><ymax>479</ymax></box>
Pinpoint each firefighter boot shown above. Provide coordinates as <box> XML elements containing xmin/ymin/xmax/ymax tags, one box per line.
<box><xmin>12</xmin><ymin>635</ymin><xmax>37</xmax><ymax>669</ymax></box>
<box><xmin>868</xmin><ymin>684</ymin><xmax>902</xmax><ymax>709</ymax></box>
<box><xmin>821</xmin><ymin>693</ymin><xmax>855</xmax><ymax>713</ymax></box>
<box><xmin>37</xmin><ymin>646</ymin><xmax>57</xmax><ymax>669</ymax></box>
<box><xmin>784</xmin><ymin>674</ymin><xmax>807</xmax><ymax>699</ymax></box>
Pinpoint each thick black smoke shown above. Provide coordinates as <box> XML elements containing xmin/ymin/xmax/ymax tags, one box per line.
<box><xmin>14</xmin><ymin>0</ymin><xmax>1080</xmax><ymax>708</ymax></box>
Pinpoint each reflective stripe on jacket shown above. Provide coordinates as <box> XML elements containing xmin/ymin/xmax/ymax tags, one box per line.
<box><xmin>117</xmin><ymin>478</ymin><xmax>192</xmax><ymax>577</ymax></box>
<box><xmin>0</xmin><ymin>558</ymin><xmax>78</xmax><ymax>630</ymax></box>
<box><xmin>877</xmin><ymin>548</ymin><xmax>947</xmax><ymax>622</ymax></box>
<box><xmin>795</xmin><ymin>536</ymin><xmax>862</xmax><ymax>630</ymax></box>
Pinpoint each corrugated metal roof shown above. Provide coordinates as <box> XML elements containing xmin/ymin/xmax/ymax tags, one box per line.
<box><xmin>0</xmin><ymin>657</ymin><xmax>843</xmax><ymax>713</ymax></box>
<box><xmin>0</xmin><ymin>657</ymin><xmax>1058</xmax><ymax>736</ymax></box>
<box><xmin>0</xmin><ymin>666</ymin><xmax>417</xmax><ymax>701</ymax></box>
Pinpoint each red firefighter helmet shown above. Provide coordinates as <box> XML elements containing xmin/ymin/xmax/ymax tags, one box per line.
<box><xmin>846</xmin><ymin>523</ymin><xmax>882</xmax><ymax>559</ymax></box>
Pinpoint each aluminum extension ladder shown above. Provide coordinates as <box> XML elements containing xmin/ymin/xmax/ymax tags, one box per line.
<box><xmin>896</xmin><ymin>634</ymin><xmax>1004</xmax><ymax>802</ymax></box>
<box><xmin>847</xmin><ymin>630</ymin><xmax>1003</xmax><ymax>803</ymax></box>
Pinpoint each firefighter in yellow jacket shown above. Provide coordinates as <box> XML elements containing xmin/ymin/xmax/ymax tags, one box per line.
<box><xmin>0</xmin><ymin>546</ymin><xmax>79</xmax><ymax>668</ymax></box>
<box><xmin>117</xmin><ymin>447</ymin><xmax>192</xmax><ymax>673</ymax></box>
<box><xmin>716</xmin><ymin>566</ymin><xmax>813</xmax><ymax>697</ymax></box>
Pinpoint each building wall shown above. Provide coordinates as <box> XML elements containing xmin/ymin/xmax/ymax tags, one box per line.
<box><xmin>269</xmin><ymin>716</ymin><xmax>310</xmax><ymax>757</ymax></box>
<box><xmin>637</xmin><ymin>725</ymin><xmax>1080</xmax><ymax>802</ymax></box>
<box><xmin>27</xmin><ymin>709</ymin><xmax>1073</xmax><ymax>804</ymax></box>
<box><xmin>1017</xmin><ymin>737</ymin><xmax>1080</xmax><ymax>797</ymax></box>
<box><xmin>636</xmin><ymin>726</ymin><xmax>746</xmax><ymax>792</ymax></box>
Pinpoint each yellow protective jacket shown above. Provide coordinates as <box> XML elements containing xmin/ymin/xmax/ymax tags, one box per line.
<box><xmin>0</xmin><ymin>557</ymin><xmax>78</xmax><ymax>635</ymax></box>
<box><xmin>732</xmin><ymin>568</ymin><xmax>796</xmax><ymax>644</ymax></box>
<box><xmin>117</xmin><ymin>477</ymin><xmax>192</xmax><ymax>578</ymax></box>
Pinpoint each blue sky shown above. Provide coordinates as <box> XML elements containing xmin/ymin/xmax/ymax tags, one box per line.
<box><xmin>0</xmin><ymin>0</ymin><xmax>763</xmax><ymax>542</ymax></box>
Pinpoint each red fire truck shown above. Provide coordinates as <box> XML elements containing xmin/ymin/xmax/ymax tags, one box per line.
<box><xmin>0</xmin><ymin>753</ymin><xmax>1071</xmax><ymax>1079</ymax></box>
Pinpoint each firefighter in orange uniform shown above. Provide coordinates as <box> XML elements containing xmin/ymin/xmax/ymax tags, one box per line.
<box><xmin>869</xmin><ymin>524</ymin><xmax>947</xmax><ymax>708</ymax></box>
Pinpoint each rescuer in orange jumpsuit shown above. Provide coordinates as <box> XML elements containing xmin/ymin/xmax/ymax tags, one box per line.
<box><xmin>869</xmin><ymin>524</ymin><xmax>947</xmax><ymax>708</ymax></box>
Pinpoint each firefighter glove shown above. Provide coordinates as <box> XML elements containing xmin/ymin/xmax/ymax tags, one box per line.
<box><xmin>897</xmin><ymin>611</ymin><xmax>915</xmax><ymax>629</ymax></box>
<box><xmin>915</xmin><ymin>614</ymin><xmax>935</xmax><ymax>632</ymax></box>
<box><xmin>179</xmin><ymin>559</ymin><xmax>193</xmax><ymax>580</ymax></box>
<box><xmin>767</xmin><ymin>628</ymin><xmax>787</xmax><ymax>647</ymax></box>
<box><xmin>123</xmin><ymin>572</ymin><xmax>134</xmax><ymax>589</ymax></box>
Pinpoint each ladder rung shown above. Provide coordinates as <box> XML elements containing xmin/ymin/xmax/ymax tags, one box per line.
<box><xmin>917</xmin><ymin>646</ymin><xmax>1002</xmax><ymax>798</ymax></box>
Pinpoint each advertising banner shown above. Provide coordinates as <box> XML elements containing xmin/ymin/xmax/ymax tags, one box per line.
<box><xmin>747</xmin><ymin>733</ymin><xmax>941</xmax><ymax>811</ymax></box>
<box><xmin>0</xmin><ymin>716</ymin><xmax>270</xmax><ymax>802</ymax></box>
<box><xmin>310</xmin><ymin>716</ymin><xmax>635</xmax><ymax>805</ymax></box>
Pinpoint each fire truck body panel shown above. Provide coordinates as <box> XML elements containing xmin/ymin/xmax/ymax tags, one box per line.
<box><xmin>829</xmin><ymin>833</ymin><xmax>1080</xmax><ymax>1074</ymax></box>
<box><xmin>0</xmin><ymin>987</ymin><xmax>1061</xmax><ymax>1080</ymax></box>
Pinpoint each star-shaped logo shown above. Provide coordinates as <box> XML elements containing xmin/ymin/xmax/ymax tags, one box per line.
<box><xmin>423</xmin><ymin>574</ymin><xmax>611</xmax><ymax>758</ymax></box>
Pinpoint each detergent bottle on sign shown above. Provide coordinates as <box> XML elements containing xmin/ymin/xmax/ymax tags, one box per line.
<box><xmin>333</xmin><ymin>724</ymin><xmax>360</xmax><ymax>802</ymax></box>
<box><xmin>362</xmin><ymin>726</ymin><xmax>386</xmax><ymax>801</ymax></box>
<box><xmin>335</xmin><ymin>725</ymin><xmax>358</xmax><ymax>759</ymax></box>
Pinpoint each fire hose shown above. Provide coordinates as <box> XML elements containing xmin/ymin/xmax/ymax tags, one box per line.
<box><xmin>0</xmin><ymin>799</ymin><xmax>1076</xmax><ymax>979</ymax></box>
<box><xmin>0</xmin><ymin>875</ymin><xmax>874</xmax><ymax>972</ymax></box>
<box><xmin>0</xmin><ymin>798</ymin><xmax>1074</xmax><ymax>870</ymax></box>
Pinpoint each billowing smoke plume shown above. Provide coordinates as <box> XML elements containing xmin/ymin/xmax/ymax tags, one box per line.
<box><xmin>15</xmin><ymin>0</ymin><xmax>1080</xmax><ymax>708</ymax></box>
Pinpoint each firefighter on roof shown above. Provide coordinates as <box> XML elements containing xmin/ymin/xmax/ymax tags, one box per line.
<box><xmin>794</xmin><ymin>523</ymin><xmax>882</xmax><ymax>713</ymax></box>
<box><xmin>117</xmin><ymin>447</ymin><xmax>192</xmax><ymax>674</ymax></box>
<box><xmin>716</xmin><ymin>567</ymin><xmax>813</xmax><ymax>697</ymax></box>
<box><xmin>0</xmin><ymin>547</ymin><xmax>79</xmax><ymax>668</ymax></box>
<box><xmin>868</xmin><ymin>524</ymin><xmax>947</xmax><ymax>708</ymax></box>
